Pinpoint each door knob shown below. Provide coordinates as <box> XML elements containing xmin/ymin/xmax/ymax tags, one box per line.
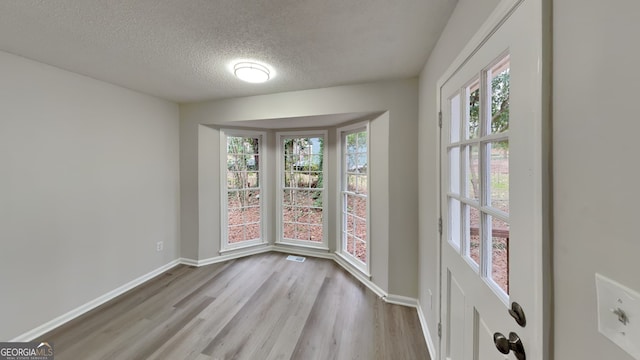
<box><xmin>493</xmin><ymin>332</ymin><xmax>526</xmax><ymax>360</ymax></box>
<box><xmin>509</xmin><ymin>301</ymin><xmax>526</xmax><ymax>327</ymax></box>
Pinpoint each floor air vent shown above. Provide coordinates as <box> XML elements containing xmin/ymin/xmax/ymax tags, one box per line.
<box><xmin>286</xmin><ymin>255</ymin><xmax>306</xmax><ymax>263</ymax></box>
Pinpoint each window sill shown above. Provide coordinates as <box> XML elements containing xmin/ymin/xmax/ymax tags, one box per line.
<box><xmin>219</xmin><ymin>240</ymin><xmax>269</xmax><ymax>254</ymax></box>
<box><xmin>275</xmin><ymin>240</ymin><xmax>329</xmax><ymax>252</ymax></box>
<box><xmin>334</xmin><ymin>251</ymin><xmax>371</xmax><ymax>279</ymax></box>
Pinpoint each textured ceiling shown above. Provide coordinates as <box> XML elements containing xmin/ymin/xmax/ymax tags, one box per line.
<box><xmin>0</xmin><ymin>0</ymin><xmax>456</xmax><ymax>103</ymax></box>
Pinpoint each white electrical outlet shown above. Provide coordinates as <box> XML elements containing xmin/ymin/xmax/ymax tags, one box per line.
<box><xmin>596</xmin><ymin>273</ymin><xmax>640</xmax><ymax>359</ymax></box>
<box><xmin>156</xmin><ymin>241</ymin><xmax>164</xmax><ymax>252</ymax></box>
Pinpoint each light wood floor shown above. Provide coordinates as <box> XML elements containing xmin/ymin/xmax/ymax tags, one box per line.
<box><xmin>40</xmin><ymin>253</ymin><xmax>429</xmax><ymax>360</ymax></box>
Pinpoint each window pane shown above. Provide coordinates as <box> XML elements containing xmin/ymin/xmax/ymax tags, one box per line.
<box><xmin>246</xmin><ymin>172</ymin><xmax>259</xmax><ymax>188</ymax></box>
<box><xmin>489</xmin><ymin>141</ymin><xmax>509</xmax><ymax>213</ymax></box>
<box><xmin>465</xmin><ymin>205</ymin><xmax>481</xmax><ymax>266</ymax></box>
<box><xmin>296</xmin><ymin>223</ymin><xmax>310</xmax><ymax>241</ymax></box>
<box><xmin>346</xmin><ymin>133</ymin><xmax>357</xmax><ymax>152</ymax></box>
<box><xmin>224</xmin><ymin>134</ymin><xmax>262</xmax><ymax>247</ymax></box>
<box><xmin>227</xmin><ymin>191</ymin><xmax>240</xmax><ymax>209</ymax></box>
<box><xmin>244</xmin><ymin>206</ymin><xmax>260</xmax><ymax>226</ymax></box>
<box><xmin>310</xmin><ymin>225</ymin><xmax>323</xmax><ymax>242</ymax></box>
<box><xmin>309</xmin><ymin>208</ymin><xmax>323</xmax><ymax>225</ymax></box>
<box><xmin>355</xmin><ymin>217</ymin><xmax>367</xmax><ymax>242</ymax></box>
<box><xmin>282</xmin><ymin>190</ymin><xmax>294</xmax><ymax>205</ymax></box>
<box><xmin>280</xmin><ymin>134</ymin><xmax>325</xmax><ymax>244</ymax></box>
<box><xmin>293</xmin><ymin>172</ymin><xmax>310</xmax><ymax>188</ymax></box>
<box><xmin>346</xmin><ymin>153</ymin><xmax>357</xmax><ymax>173</ymax></box>
<box><xmin>355</xmin><ymin>239</ymin><xmax>367</xmax><ymax>263</ymax></box>
<box><xmin>466</xmin><ymin>145</ymin><xmax>480</xmax><ymax>201</ymax></box>
<box><xmin>342</xmin><ymin>128</ymin><xmax>368</xmax><ymax>267</ymax></box>
<box><xmin>347</xmin><ymin>174</ymin><xmax>357</xmax><ymax>192</ymax></box>
<box><xmin>356</xmin><ymin>175</ymin><xmax>368</xmax><ymax>194</ymax></box>
<box><xmin>353</xmin><ymin>195</ymin><xmax>366</xmax><ymax>219</ymax></box>
<box><xmin>449</xmin><ymin>147</ymin><xmax>460</xmax><ymax>194</ymax></box>
<box><xmin>294</xmin><ymin>207</ymin><xmax>308</xmax><ymax>223</ymax></box>
<box><xmin>466</xmin><ymin>80</ymin><xmax>480</xmax><ymax>139</ymax></box>
<box><xmin>346</xmin><ymin>214</ymin><xmax>355</xmax><ymax>235</ymax></box>
<box><xmin>227</xmin><ymin>171</ymin><xmax>244</xmax><ymax>189</ymax></box>
<box><xmin>490</xmin><ymin>57</ymin><xmax>510</xmax><ymax>134</ymax></box>
<box><xmin>309</xmin><ymin>172</ymin><xmax>322</xmax><ymax>188</ymax></box>
<box><xmin>228</xmin><ymin>207</ymin><xmax>243</xmax><ymax>226</ymax></box>
<box><xmin>245</xmin><ymin>223</ymin><xmax>261</xmax><ymax>241</ymax></box>
<box><xmin>282</xmin><ymin>206</ymin><xmax>295</xmax><ymax>223</ymax></box>
<box><xmin>346</xmin><ymin>234</ymin><xmax>355</xmax><ymax>255</ymax></box>
<box><xmin>283</xmin><ymin>222</ymin><xmax>295</xmax><ymax>239</ymax></box>
<box><xmin>449</xmin><ymin>198</ymin><xmax>461</xmax><ymax>250</ymax></box>
<box><xmin>450</xmin><ymin>93</ymin><xmax>461</xmax><ymax>142</ymax></box>
<box><xmin>228</xmin><ymin>226</ymin><xmax>244</xmax><ymax>244</ymax></box>
<box><xmin>357</xmin><ymin>131</ymin><xmax>367</xmax><ymax>148</ymax></box>
<box><xmin>490</xmin><ymin>216</ymin><xmax>510</xmax><ymax>294</ymax></box>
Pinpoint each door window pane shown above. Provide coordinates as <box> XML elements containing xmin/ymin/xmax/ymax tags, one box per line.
<box><xmin>490</xmin><ymin>57</ymin><xmax>510</xmax><ymax>134</ymax></box>
<box><xmin>449</xmin><ymin>147</ymin><xmax>460</xmax><ymax>194</ymax></box>
<box><xmin>450</xmin><ymin>93</ymin><xmax>461</xmax><ymax>142</ymax></box>
<box><xmin>449</xmin><ymin>198</ymin><xmax>461</xmax><ymax>250</ymax></box>
<box><xmin>466</xmin><ymin>80</ymin><xmax>480</xmax><ymax>139</ymax></box>
<box><xmin>490</xmin><ymin>216</ymin><xmax>510</xmax><ymax>294</ymax></box>
<box><xmin>465</xmin><ymin>205</ymin><xmax>481</xmax><ymax>267</ymax></box>
<box><xmin>466</xmin><ymin>145</ymin><xmax>480</xmax><ymax>201</ymax></box>
<box><xmin>489</xmin><ymin>141</ymin><xmax>509</xmax><ymax>213</ymax></box>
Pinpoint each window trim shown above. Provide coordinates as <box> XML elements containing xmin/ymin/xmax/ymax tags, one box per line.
<box><xmin>275</xmin><ymin>130</ymin><xmax>329</xmax><ymax>250</ymax></box>
<box><xmin>219</xmin><ymin>128</ymin><xmax>268</xmax><ymax>252</ymax></box>
<box><xmin>337</xmin><ymin>121</ymin><xmax>371</xmax><ymax>275</ymax></box>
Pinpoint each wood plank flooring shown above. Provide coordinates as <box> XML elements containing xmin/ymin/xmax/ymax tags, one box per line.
<box><xmin>39</xmin><ymin>253</ymin><xmax>430</xmax><ymax>360</ymax></box>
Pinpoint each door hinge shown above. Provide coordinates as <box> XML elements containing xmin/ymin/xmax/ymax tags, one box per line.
<box><xmin>438</xmin><ymin>217</ymin><xmax>443</xmax><ymax>235</ymax></box>
<box><xmin>438</xmin><ymin>323</ymin><xmax>442</xmax><ymax>338</ymax></box>
<box><xmin>438</xmin><ymin>111</ymin><xmax>443</xmax><ymax>128</ymax></box>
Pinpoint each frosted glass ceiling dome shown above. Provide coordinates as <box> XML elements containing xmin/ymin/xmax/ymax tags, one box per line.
<box><xmin>234</xmin><ymin>62</ymin><xmax>271</xmax><ymax>83</ymax></box>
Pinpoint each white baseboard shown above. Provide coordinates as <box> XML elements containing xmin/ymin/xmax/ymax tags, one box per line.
<box><xmin>10</xmin><ymin>259</ymin><xmax>181</xmax><ymax>342</ymax></box>
<box><xmin>179</xmin><ymin>257</ymin><xmax>199</xmax><ymax>266</ymax></box>
<box><xmin>333</xmin><ymin>253</ymin><xmax>387</xmax><ymax>299</ymax></box>
<box><xmin>384</xmin><ymin>294</ymin><xmax>419</xmax><ymax>308</ymax></box>
<box><xmin>13</xmin><ymin>247</ymin><xmax>422</xmax><ymax>343</ymax></box>
<box><xmin>417</xmin><ymin>302</ymin><xmax>437</xmax><ymax>360</ymax></box>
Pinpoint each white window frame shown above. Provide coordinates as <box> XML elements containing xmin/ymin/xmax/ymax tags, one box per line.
<box><xmin>220</xmin><ymin>129</ymin><xmax>267</xmax><ymax>252</ymax></box>
<box><xmin>446</xmin><ymin>53</ymin><xmax>511</xmax><ymax>300</ymax></box>
<box><xmin>276</xmin><ymin>130</ymin><xmax>329</xmax><ymax>250</ymax></box>
<box><xmin>336</xmin><ymin>122</ymin><xmax>370</xmax><ymax>275</ymax></box>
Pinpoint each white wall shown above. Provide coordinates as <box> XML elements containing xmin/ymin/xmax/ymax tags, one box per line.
<box><xmin>0</xmin><ymin>51</ymin><xmax>180</xmax><ymax>341</ymax></box>
<box><xmin>417</xmin><ymin>0</ymin><xmax>502</xmax><ymax>349</ymax></box>
<box><xmin>180</xmin><ymin>79</ymin><xmax>419</xmax><ymax>297</ymax></box>
<box><xmin>553</xmin><ymin>1</ymin><xmax>640</xmax><ymax>359</ymax></box>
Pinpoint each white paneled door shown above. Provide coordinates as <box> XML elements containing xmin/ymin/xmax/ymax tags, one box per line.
<box><xmin>438</xmin><ymin>0</ymin><xmax>549</xmax><ymax>359</ymax></box>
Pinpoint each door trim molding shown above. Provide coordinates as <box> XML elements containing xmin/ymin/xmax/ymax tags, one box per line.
<box><xmin>417</xmin><ymin>302</ymin><xmax>437</xmax><ymax>360</ymax></box>
<box><xmin>436</xmin><ymin>0</ymin><xmax>525</xmax><ymax>91</ymax></box>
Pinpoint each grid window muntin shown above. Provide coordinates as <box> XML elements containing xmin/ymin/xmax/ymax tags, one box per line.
<box><xmin>339</xmin><ymin>123</ymin><xmax>369</xmax><ymax>272</ymax></box>
<box><xmin>445</xmin><ymin>53</ymin><xmax>511</xmax><ymax>299</ymax></box>
<box><xmin>277</xmin><ymin>131</ymin><xmax>328</xmax><ymax>248</ymax></box>
<box><xmin>221</xmin><ymin>129</ymin><xmax>266</xmax><ymax>251</ymax></box>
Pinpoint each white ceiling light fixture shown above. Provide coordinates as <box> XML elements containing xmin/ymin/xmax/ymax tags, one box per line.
<box><xmin>233</xmin><ymin>62</ymin><xmax>271</xmax><ymax>83</ymax></box>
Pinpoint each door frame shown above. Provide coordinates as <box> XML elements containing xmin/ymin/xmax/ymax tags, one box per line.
<box><xmin>435</xmin><ymin>0</ymin><xmax>552</xmax><ymax>358</ymax></box>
